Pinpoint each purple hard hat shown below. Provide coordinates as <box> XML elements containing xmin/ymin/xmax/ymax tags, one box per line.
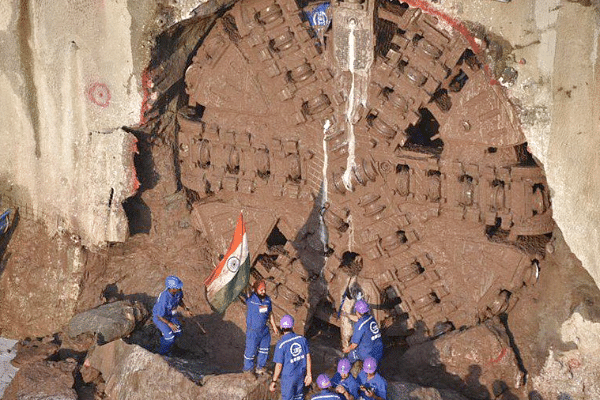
<box><xmin>317</xmin><ymin>374</ymin><xmax>331</xmax><ymax>389</ymax></box>
<box><xmin>354</xmin><ymin>299</ymin><xmax>369</xmax><ymax>314</ymax></box>
<box><xmin>363</xmin><ymin>357</ymin><xmax>377</xmax><ymax>374</ymax></box>
<box><xmin>337</xmin><ymin>358</ymin><xmax>351</xmax><ymax>374</ymax></box>
<box><xmin>280</xmin><ymin>314</ymin><xmax>294</xmax><ymax>329</ymax></box>
<box><xmin>165</xmin><ymin>275</ymin><xmax>183</xmax><ymax>290</ymax></box>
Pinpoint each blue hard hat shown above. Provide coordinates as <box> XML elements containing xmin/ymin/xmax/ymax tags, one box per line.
<box><xmin>337</xmin><ymin>358</ymin><xmax>351</xmax><ymax>374</ymax></box>
<box><xmin>363</xmin><ymin>357</ymin><xmax>377</xmax><ymax>374</ymax></box>
<box><xmin>165</xmin><ymin>275</ymin><xmax>183</xmax><ymax>290</ymax></box>
<box><xmin>355</xmin><ymin>299</ymin><xmax>369</xmax><ymax>314</ymax></box>
<box><xmin>317</xmin><ymin>374</ymin><xmax>331</xmax><ymax>389</ymax></box>
<box><xmin>280</xmin><ymin>314</ymin><xmax>294</xmax><ymax>329</ymax></box>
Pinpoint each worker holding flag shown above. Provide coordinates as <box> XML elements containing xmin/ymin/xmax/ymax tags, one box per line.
<box><xmin>243</xmin><ymin>278</ymin><xmax>280</xmax><ymax>375</ymax></box>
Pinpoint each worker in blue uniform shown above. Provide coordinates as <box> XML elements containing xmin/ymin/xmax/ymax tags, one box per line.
<box><xmin>152</xmin><ymin>275</ymin><xmax>192</xmax><ymax>355</ymax></box>
<box><xmin>330</xmin><ymin>358</ymin><xmax>359</xmax><ymax>400</ymax></box>
<box><xmin>357</xmin><ymin>357</ymin><xmax>387</xmax><ymax>400</ymax></box>
<box><xmin>342</xmin><ymin>300</ymin><xmax>383</xmax><ymax>363</ymax></box>
<box><xmin>270</xmin><ymin>315</ymin><xmax>313</xmax><ymax>400</ymax></box>
<box><xmin>310</xmin><ymin>374</ymin><xmax>345</xmax><ymax>400</ymax></box>
<box><xmin>244</xmin><ymin>279</ymin><xmax>280</xmax><ymax>375</ymax></box>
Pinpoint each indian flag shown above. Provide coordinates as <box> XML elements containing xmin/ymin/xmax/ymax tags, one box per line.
<box><xmin>204</xmin><ymin>213</ymin><xmax>250</xmax><ymax>313</ymax></box>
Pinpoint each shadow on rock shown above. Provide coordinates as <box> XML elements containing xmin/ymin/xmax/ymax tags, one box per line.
<box><xmin>189</xmin><ymin>312</ymin><xmax>247</xmax><ymax>372</ymax></box>
<box><xmin>380</xmin><ymin>321</ymin><xmax>549</xmax><ymax>400</ymax></box>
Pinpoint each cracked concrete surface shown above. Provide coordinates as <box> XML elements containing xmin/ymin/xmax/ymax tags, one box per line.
<box><xmin>0</xmin><ymin>0</ymin><xmax>204</xmax><ymax>246</ymax></box>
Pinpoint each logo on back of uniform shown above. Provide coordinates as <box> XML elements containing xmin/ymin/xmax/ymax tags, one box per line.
<box><xmin>289</xmin><ymin>342</ymin><xmax>305</xmax><ymax>363</ymax></box>
<box><xmin>227</xmin><ymin>256</ymin><xmax>240</xmax><ymax>273</ymax></box>
<box><xmin>369</xmin><ymin>321</ymin><xmax>381</xmax><ymax>341</ymax></box>
<box><xmin>312</xmin><ymin>11</ymin><xmax>328</xmax><ymax>26</ymax></box>
<box><xmin>369</xmin><ymin>321</ymin><xmax>379</xmax><ymax>334</ymax></box>
<box><xmin>290</xmin><ymin>342</ymin><xmax>302</xmax><ymax>357</ymax></box>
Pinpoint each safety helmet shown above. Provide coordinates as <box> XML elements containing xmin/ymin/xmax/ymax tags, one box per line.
<box><xmin>280</xmin><ymin>314</ymin><xmax>294</xmax><ymax>329</ymax></box>
<box><xmin>354</xmin><ymin>299</ymin><xmax>369</xmax><ymax>314</ymax></box>
<box><xmin>337</xmin><ymin>358</ymin><xmax>351</xmax><ymax>375</ymax></box>
<box><xmin>165</xmin><ymin>275</ymin><xmax>183</xmax><ymax>290</ymax></box>
<box><xmin>363</xmin><ymin>357</ymin><xmax>377</xmax><ymax>374</ymax></box>
<box><xmin>316</xmin><ymin>374</ymin><xmax>331</xmax><ymax>389</ymax></box>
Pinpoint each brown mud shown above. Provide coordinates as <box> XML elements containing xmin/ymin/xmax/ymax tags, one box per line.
<box><xmin>1</xmin><ymin>0</ymin><xmax>599</xmax><ymax>398</ymax></box>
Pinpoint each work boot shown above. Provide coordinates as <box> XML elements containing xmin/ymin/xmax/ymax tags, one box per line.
<box><xmin>243</xmin><ymin>369</ymin><xmax>255</xmax><ymax>378</ymax></box>
<box><xmin>255</xmin><ymin>367</ymin><xmax>266</xmax><ymax>376</ymax></box>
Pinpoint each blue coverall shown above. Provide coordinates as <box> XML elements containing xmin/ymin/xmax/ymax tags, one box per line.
<box><xmin>273</xmin><ymin>332</ymin><xmax>310</xmax><ymax>400</ymax></box>
<box><xmin>243</xmin><ymin>292</ymin><xmax>273</xmax><ymax>371</ymax></box>
<box><xmin>357</xmin><ymin>371</ymin><xmax>387</xmax><ymax>400</ymax></box>
<box><xmin>310</xmin><ymin>389</ymin><xmax>344</xmax><ymax>400</ymax></box>
<box><xmin>331</xmin><ymin>371</ymin><xmax>360</xmax><ymax>399</ymax></box>
<box><xmin>152</xmin><ymin>289</ymin><xmax>184</xmax><ymax>355</ymax></box>
<box><xmin>348</xmin><ymin>314</ymin><xmax>383</xmax><ymax>363</ymax></box>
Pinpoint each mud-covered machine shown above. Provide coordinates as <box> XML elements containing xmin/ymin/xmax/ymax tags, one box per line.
<box><xmin>175</xmin><ymin>0</ymin><xmax>553</xmax><ymax>341</ymax></box>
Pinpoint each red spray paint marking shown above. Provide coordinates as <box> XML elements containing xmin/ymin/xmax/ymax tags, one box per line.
<box><xmin>87</xmin><ymin>82</ymin><xmax>111</xmax><ymax>107</ymax></box>
<box><xmin>568</xmin><ymin>357</ymin><xmax>582</xmax><ymax>370</ymax></box>
<box><xmin>400</xmin><ymin>0</ymin><xmax>498</xmax><ymax>85</ymax></box>
<box><xmin>489</xmin><ymin>347</ymin><xmax>508</xmax><ymax>364</ymax></box>
<box><xmin>139</xmin><ymin>68</ymin><xmax>152</xmax><ymax>125</ymax></box>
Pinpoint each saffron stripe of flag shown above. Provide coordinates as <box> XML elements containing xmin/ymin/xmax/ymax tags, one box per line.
<box><xmin>204</xmin><ymin>212</ymin><xmax>250</xmax><ymax>313</ymax></box>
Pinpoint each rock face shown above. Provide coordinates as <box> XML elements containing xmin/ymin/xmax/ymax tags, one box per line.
<box><xmin>86</xmin><ymin>339</ymin><xmax>276</xmax><ymax>400</ymax></box>
<box><xmin>394</xmin><ymin>323</ymin><xmax>522</xmax><ymax>399</ymax></box>
<box><xmin>0</xmin><ymin>223</ymin><xmax>87</xmax><ymax>338</ymax></box>
<box><xmin>531</xmin><ymin>312</ymin><xmax>600</xmax><ymax>400</ymax></box>
<box><xmin>2</xmin><ymin>360</ymin><xmax>77</xmax><ymax>400</ymax></box>
<box><xmin>68</xmin><ymin>300</ymin><xmax>148</xmax><ymax>344</ymax></box>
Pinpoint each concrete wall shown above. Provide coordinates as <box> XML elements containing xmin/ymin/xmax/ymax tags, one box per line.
<box><xmin>0</xmin><ymin>0</ymin><xmax>201</xmax><ymax>246</ymax></box>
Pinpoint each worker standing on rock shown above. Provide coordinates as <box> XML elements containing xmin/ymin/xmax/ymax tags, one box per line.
<box><xmin>357</xmin><ymin>357</ymin><xmax>387</xmax><ymax>400</ymax></box>
<box><xmin>243</xmin><ymin>279</ymin><xmax>279</xmax><ymax>375</ymax></box>
<box><xmin>310</xmin><ymin>374</ymin><xmax>345</xmax><ymax>400</ymax></box>
<box><xmin>152</xmin><ymin>275</ymin><xmax>192</xmax><ymax>355</ymax></box>
<box><xmin>270</xmin><ymin>315</ymin><xmax>313</xmax><ymax>400</ymax></box>
<box><xmin>342</xmin><ymin>300</ymin><xmax>383</xmax><ymax>364</ymax></box>
<box><xmin>330</xmin><ymin>358</ymin><xmax>359</xmax><ymax>400</ymax></box>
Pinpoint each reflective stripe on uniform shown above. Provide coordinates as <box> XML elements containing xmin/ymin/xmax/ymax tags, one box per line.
<box><xmin>357</xmin><ymin>316</ymin><xmax>373</xmax><ymax>331</ymax></box>
<box><xmin>277</xmin><ymin>335</ymin><xmax>302</xmax><ymax>349</ymax></box>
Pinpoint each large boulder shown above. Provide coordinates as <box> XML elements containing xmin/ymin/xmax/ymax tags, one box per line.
<box><xmin>2</xmin><ymin>359</ymin><xmax>77</xmax><ymax>400</ymax></box>
<box><xmin>68</xmin><ymin>300</ymin><xmax>147</xmax><ymax>344</ymax></box>
<box><xmin>86</xmin><ymin>339</ymin><xmax>276</xmax><ymax>400</ymax></box>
